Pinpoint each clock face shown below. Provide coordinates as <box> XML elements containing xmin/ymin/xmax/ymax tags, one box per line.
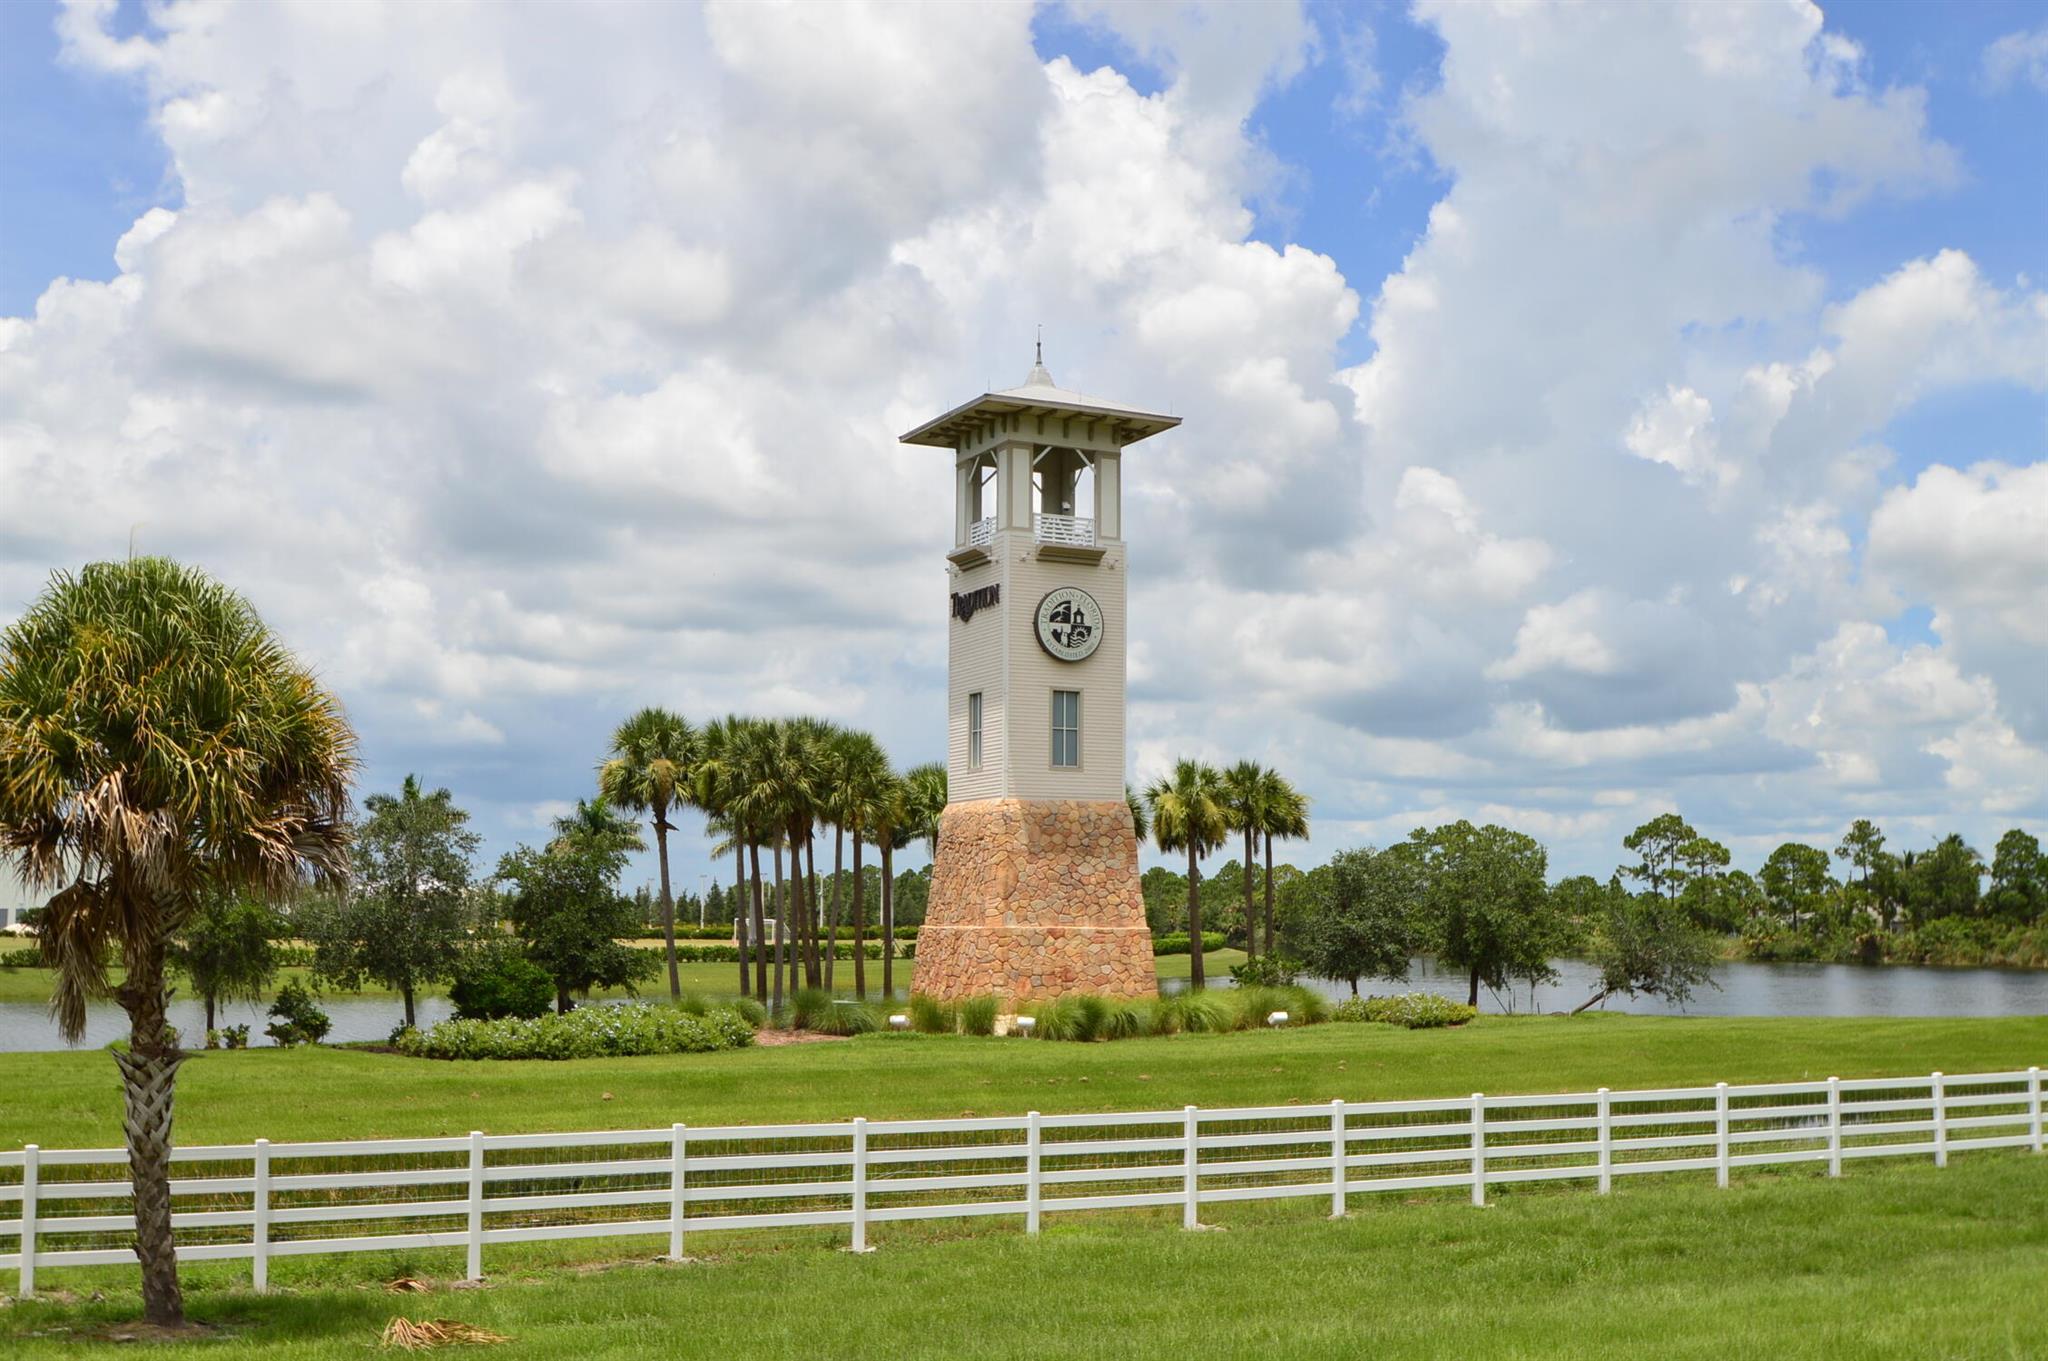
<box><xmin>1034</xmin><ymin>586</ymin><xmax>1104</xmax><ymax>662</ymax></box>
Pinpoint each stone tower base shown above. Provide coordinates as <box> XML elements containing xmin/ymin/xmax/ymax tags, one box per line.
<box><xmin>914</xmin><ymin>798</ymin><xmax>1156</xmax><ymax>1002</ymax></box>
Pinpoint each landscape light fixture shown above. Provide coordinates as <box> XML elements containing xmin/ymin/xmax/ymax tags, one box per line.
<box><xmin>1267</xmin><ymin>1011</ymin><xmax>1289</xmax><ymax>1029</ymax></box>
<box><xmin>889</xmin><ymin>1014</ymin><xmax>910</xmax><ymax>1031</ymax></box>
<box><xmin>1015</xmin><ymin>1016</ymin><xmax>1037</xmax><ymax>1037</ymax></box>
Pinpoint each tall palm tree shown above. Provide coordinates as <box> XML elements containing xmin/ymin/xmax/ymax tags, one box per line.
<box><xmin>1218</xmin><ymin>760</ymin><xmax>1266</xmax><ymax>959</ymax></box>
<box><xmin>550</xmin><ymin>797</ymin><xmax>647</xmax><ymax>857</ymax></box>
<box><xmin>1144</xmin><ymin>760</ymin><xmax>1229</xmax><ymax>989</ymax></box>
<box><xmin>1256</xmin><ymin>768</ymin><xmax>1309</xmax><ymax>957</ymax></box>
<box><xmin>831</xmin><ymin>729</ymin><xmax>891</xmax><ymax>999</ymax></box>
<box><xmin>598</xmin><ymin>708</ymin><xmax>697</xmax><ymax>1000</ymax></box>
<box><xmin>697</xmin><ymin>715</ymin><xmax>768</xmax><ymax>1001</ymax></box>
<box><xmin>0</xmin><ymin>558</ymin><xmax>356</xmax><ymax>1326</ymax></box>
<box><xmin>702</xmin><ymin>807</ymin><xmax>749</xmax><ymax>993</ymax></box>
<box><xmin>874</xmin><ymin>770</ymin><xmax>912</xmax><ymax>998</ymax></box>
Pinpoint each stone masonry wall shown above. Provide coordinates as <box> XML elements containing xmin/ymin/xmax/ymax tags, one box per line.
<box><xmin>914</xmin><ymin>798</ymin><xmax>1157</xmax><ymax>1001</ymax></box>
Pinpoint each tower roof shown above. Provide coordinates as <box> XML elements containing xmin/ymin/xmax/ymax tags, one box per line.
<box><xmin>900</xmin><ymin>353</ymin><xmax>1180</xmax><ymax>449</ymax></box>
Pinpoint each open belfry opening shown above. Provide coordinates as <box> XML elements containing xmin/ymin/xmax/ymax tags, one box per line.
<box><xmin>904</xmin><ymin>349</ymin><xmax>1180</xmax><ymax>1001</ymax></box>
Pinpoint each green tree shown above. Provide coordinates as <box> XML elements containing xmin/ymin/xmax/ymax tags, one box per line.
<box><xmin>1620</xmin><ymin>812</ymin><xmax>1728</xmax><ymax>906</ymax></box>
<box><xmin>1835</xmin><ymin>819</ymin><xmax>1886</xmax><ymax>885</ymax></box>
<box><xmin>497</xmin><ymin>829</ymin><xmax>652</xmax><ymax>1013</ymax></box>
<box><xmin>169</xmin><ymin>891</ymin><xmax>284</xmax><ymax>1036</ymax></box>
<box><xmin>598</xmin><ymin>707</ymin><xmax>698</xmax><ymax>1001</ymax></box>
<box><xmin>1410</xmin><ymin>820</ymin><xmax>1558</xmax><ymax>1007</ymax></box>
<box><xmin>1574</xmin><ymin>887</ymin><xmax>1719</xmax><ymax>1014</ymax></box>
<box><xmin>904</xmin><ymin>762</ymin><xmax>948</xmax><ymax>859</ymax></box>
<box><xmin>1295</xmin><ymin>846</ymin><xmax>1421</xmax><ymax>994</ymax></box>
<box><xmin>1904</xmin><ymin>834</ymin><xmax>1982</xmax><ymax>926</ymax></box>
<box><xmin>695</xmin><ymin>715</ymin><xmax>757</xmax><ymax>995</ymax></box>
<box><xmin>1145</xmin><ymin>759</ymin><xmax>1230</xmax><ymax>989</ymax></box>
<box><xmin>1759</xmin><ymin>842</ymin><xmax>1835</xmax><ymax>932</ymax></box>
<box><xmin>1218</xmin><ymin>761</ymin><xmax>1267</xmax><ymax>957</ymax></box>
<box><xmin>304</xmin><ymin>775</ymin><xmax>481</xmax><ymax>1028</ymax></box>
<box><xmin>827</xmin><ymin>729</ymin><xmax>892</xmax><ymax>1000</ymax></box>
<box><xmin>1988</xmin><ymin>829</ymin><xmax>2046</xmax><ymax>925</ymax></box>
<box><xmin>0</xmin><ymin>558</ymin><xmax>355</xmax><ymax>1325</ymax></box>
<box><xmin>1255</xmin><ymin>768</ymin><xmax>1308</xmax><ymax>958</ymax></box>
<box><xmin>1125</xmin><ymin>784</ymin><xmax>1150</xmax><ymax>842</ymax></box>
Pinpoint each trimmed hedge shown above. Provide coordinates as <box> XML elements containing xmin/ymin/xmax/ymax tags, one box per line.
<box><xmin>1150</xmin><ymin>932</ymin><xmax>1226</xmax><ymax>956</ymax></box>
<box><xmin>1331</xmin><ymin>992</ymin><xmax>1477</xmax><ymax>1029</ymax></box>
<box><xmin>634</xmin><ymin>941</ymin><xmax>914</xmax><ymax>964</ymax></box>
<box><xmin>395</xmin><ymin>1002</ymin><xmax>756</xmax><ymax>1060</ymax></box>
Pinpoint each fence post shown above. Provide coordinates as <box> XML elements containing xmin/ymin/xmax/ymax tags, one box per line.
<box><xmin>2030</xmin><ymin>1067</ymin><xmax>2042</xmax><ymax>1155</ymax></box>
<box><xmin>252</xmin><ymin>1138</ymin><xmax>271</xmax><ymax>1292</ymax></box>
<box><xmin>466</xmin><ymin>1131</ymin><xmax>484</xmax><ymax>1282</ymax></box>
<box><xmin>1715</xmin><ymin>1083</ymin><xmax>1730</xmax><ymax>1189</ymax></box>
<box><xmin>1931</xmin><ymin>1072</ymin><xmax>1947</xmax><ymax>1169</ymax></box>
<box><xmin>851</xmin><ymin>1117</ymin><xmax>872</xmax><ymax>1253</ymax></box>
<box><xmin>18</xmin><ymin>1144</ymin><xmax>36</xmax><ymax>1300</ymax></box>
<box><xmin>1826</xmin><ymin>1079</ymin><xmax>1841</xmax><ymax>1179</ymax></box>
<box><xmin>669</xmin><ymin>1123</ymin><xmax>687</xmax><ymax>1260</ymax></box>
<box><xmin>1470</xmin><ymin>1095</ymin><xmax>1486</xmax><ymax>1208</ymax></box>
<box><xmin>1182</xmin><ymin>1106</ymin><xmax>1199</xmax><ymax>1230</ymax></box>
<box><xmin>1596</xmin><ymin>1089</ymin><xmax>1612</xmax><ymax>1194</ymax></box>
<box><xmin>1329</xmin><ymin>1099</ymin><xmax>1347</xmax><ymax>1218</ymax></box>
<box><xmin>1025</xmin><ymin>1112</ymin><xmax>1042</xmax><ymax>1235</ymax></box>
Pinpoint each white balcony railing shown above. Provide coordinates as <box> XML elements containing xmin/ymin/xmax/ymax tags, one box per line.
<box><xmin>1034</xmin><ymin>513</ymin><xmax>1096</xmax><ymax>547</ymax></box>
<box><xmin>967</xmin><ymin>516</ymin><xmax>995</xmax><ymax>548</ymax></box>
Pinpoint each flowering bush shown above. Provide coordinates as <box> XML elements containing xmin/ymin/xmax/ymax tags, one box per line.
<box><xmin>394</xmin><ymin>1002</ymin><xmax>756</xmax><ymax>1060</ymax></box>
<box><xmin>1331</xmin><ymin>992</ymin><xmax>1477</xmax><ymax>1029</ymax></box>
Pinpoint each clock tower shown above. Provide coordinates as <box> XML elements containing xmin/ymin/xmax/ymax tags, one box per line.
<box><xmin>903</xmin><ymin>351</ymin><xmax>1178</xmax><ymax>1001</ymax></box>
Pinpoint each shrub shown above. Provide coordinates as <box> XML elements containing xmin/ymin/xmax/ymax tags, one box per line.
<box><xmin>0</xmin><ymin>946</ymin><xmax>45</xmax><ymax>969</ymax></box>
<box><xmin>264</xmin><ymin>980</ymin><xmax>331</xmax><ymax>1046</ymax></box>
<box><xmin>449</xmin><ymin>947</ymin><xmax>554</xmax><ymax>1021</ymax></box>
<box><xmin>1227</xmin><ymin>985</ymin><xmax>1325</xmax><ymax>1029</ymax></box>
<box><xmin>395</xmin><ymin>1002</ymin><xmax>755</xmax><ymax>1060</ymax></box>
<box><xmin>730</xmin><ymin>996</ymin><xmax>769</xmax><ymax>1027</ymax></box>
<box><xmin>1099</xmin><ymin>997</ymin><xmax>1149</xmax><ymax>1040</ymax></box>
<box><xmin>1229</xmin><ymin>955</ymin><xmax>1300</xmax><ymax>988</ymax></box>
<box><xmin>1332</xmin><ymin>992</ymin><xmax>1477</xmax><ymax>1029</ymax></box>
<box><xmin>1151</xmin><ymin>932</ymin><xmax>1226</xmax><ymax>956</ymax></box>
<box><xmin>958</xmin><ymin>994</ymin><xmax>999</xmax><ymax>1036</ymax></box>
<box><xmin>221</xmin><ymin>1023</ymin><xmax>250</xmax><ymax>1050</ymax></box>
<box><xmin>908</xmin><ymin>993</ymin><xmax>956</xmax><ymax>1035</ymax></box>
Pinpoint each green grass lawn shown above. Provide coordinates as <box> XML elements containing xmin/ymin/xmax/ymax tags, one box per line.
<box><xmin>4</xmin><ymin>1015</ymin><xmax>2046</xmax><ymax>1356</ymax></box>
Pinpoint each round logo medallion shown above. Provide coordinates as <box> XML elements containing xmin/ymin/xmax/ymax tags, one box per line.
<box><xmin>1034</xmin><ymin>586</ymin><xmax>1104</xmax><ymax>662</ymax></box>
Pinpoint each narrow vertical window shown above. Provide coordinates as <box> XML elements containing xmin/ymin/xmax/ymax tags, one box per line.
<box><xmin>1052</xmin><ymin>690</ymin><xmax>1080</xmax><ymax>768</ymax></box>
<box><xmin>968</xmin><ymin>691</ymin><xmax>984</xmax><ymax>770</ymax></box>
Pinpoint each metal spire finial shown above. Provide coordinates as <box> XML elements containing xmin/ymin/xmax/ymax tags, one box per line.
<box><xmin>1025</xmin><ymin>327</ymin><xmax>1054</xmax><ymax>389</ymax></box>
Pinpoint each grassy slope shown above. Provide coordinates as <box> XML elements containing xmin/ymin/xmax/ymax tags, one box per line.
<box><xmin>4</xmin><ymin>1013</ymin><xmax>2044</xmax><ymax>1149</ymax></box>
<box><xmin>5</xmin><ymin>1016</ymin><xmax>2047</xmax><ymax>1356</ymax></box>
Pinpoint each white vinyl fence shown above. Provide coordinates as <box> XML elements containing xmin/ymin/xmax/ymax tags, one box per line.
<box><xmin>3</xmin><ymin>1065</ymin><xmax>2042</xmax><ymax>1297</ymax></box>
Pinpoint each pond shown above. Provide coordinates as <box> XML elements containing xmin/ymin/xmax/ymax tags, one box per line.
<box><xmin>1</xmin><ymin>956</ymin><xmax>2043</xmax><ymax>1052</ymax></box>
<box><xmin>1173</xmin><ymin>955</ymin><xmax>2048</xmax><ymax>1019</ymax></box>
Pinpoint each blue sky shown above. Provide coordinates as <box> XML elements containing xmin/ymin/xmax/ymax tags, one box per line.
<box><xmin>1</xmin><ymin>0</ymin><xmax>2045</xmax><ymax>893</ymax></box>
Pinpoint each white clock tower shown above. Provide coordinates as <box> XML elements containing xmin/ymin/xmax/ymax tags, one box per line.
<box><xmin>903</xmin><ymin>350</ymin><xmax>1179</xmax><ymax>1001</ymax></box>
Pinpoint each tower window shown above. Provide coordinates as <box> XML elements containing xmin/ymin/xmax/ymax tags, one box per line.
<box><xmin>1051</xmin><ymin>690</ymin><xmax>1080</xmax><ymax>768</ymax></box>
<box><xmin>968</xmin><ymin>691</ymin><xmax>983</xmax><ymax>770</ymax></box>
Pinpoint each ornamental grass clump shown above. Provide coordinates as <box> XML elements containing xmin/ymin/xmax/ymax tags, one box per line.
<box><xmin>395</xmin><ymin>1002</ymin><xmax>755</xmax><ymax>1060</ymax></box>
<box><xmin>789</xmin><ymin>987</ymin><xmax>833</xmax><ymax>1031</ymax></box>
<box><xmin>813</xmin><ymin>1000</ymin><xmax>881</xmax><ymax>1036</ymax></box>
<box><xmin>1155</xmin><ymin>990</ymin><xmax>1236</xmax><ymax>1034</ymax></box>
<box><xmin>1230</xmin><ymin>985</ymin><xmax>1327</xmax><ymax>1029</ymax></box>
<box><xmin>958</xmin><ymin>995</ymin><xmax>999</xmax><ymax>1036</ymax></box>
<box><xmin>908</xmin><ymin>993</ymin><xmax>956</xmax><ymax>1034</ymax></box>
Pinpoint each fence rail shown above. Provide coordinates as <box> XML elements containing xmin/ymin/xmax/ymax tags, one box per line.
<box><xmin>3</xmin><ymin>1066</ymin><xmax>2040</xmax><ymax>1295</ymax></box>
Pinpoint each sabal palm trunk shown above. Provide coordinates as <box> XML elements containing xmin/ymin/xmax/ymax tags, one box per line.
<box><xmin>749</xmin><ymin>841</ymin><xmax>768</xmax><ymax>1003</ymax></box>
<box><xmin>733</xmin><ymin>844</ymin><xmax>749</xmax><ymax>995</ymax></box>
<box><xmin>114</xmin><ymin>938</ymin><xmax>186</xmax><ymax>1326</ymax></box>
<box><xmin>852</xmin><ymin>833</ymin><xmax>867</xmax><ymax>1000</ymax></box>
<box><xmin>804</xmin><ymin>835</ymin><xmax>822</xmax><ymax>987</ymax></box>
<box><xmin>1263</xmin><ymin>831</ymin><xmax>1277</xmax><ymax>959</ymax></box>
<box><xmin>771</xmin><ymin>843</ymin><xmax>786</xmax><ymax>1012</ymax></box>
<box><xmin>1241</xmin><ymin>825</ymin><xmax>1256</xmax><ymax>959</ymax></box>
<box><xmin>654</xmin><ymin>804</ymin><xmax>680</xmax><ymax>1001</ymax></box>
<box><xmin>827</xmin><ymin>827</ymin><xmax>843</xmax><ymax>988</ymax></box>
<box><xmin>881</xmin><ymin>839</ymin><xmax>895</xmax><ymax>999</ymax></box>
<box><xmin>1187</xmin><ymin>845</ymin><xmax>1205</xmax><ymax>990</ymax></box>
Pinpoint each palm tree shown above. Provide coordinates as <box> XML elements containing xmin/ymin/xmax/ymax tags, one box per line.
<box><xmin>1144</xmin><ymin>760</ymin><xmax>1229</xmax><ymax>989</ymax></box>
<box><xmin>550</xmin><ymin>797</ymin><xmax>647</xmax><ymax>857</ymax></box>
<box><xmin>830</xmin><ymin>730</ymin><xmax>891</xmax><ymax>999</ymax></box>
<box><xmin>1125</xmin><ymin>784</ymin><xmax>1149</xmax><ymax>843</ymax></box>
<box><xmin>1218</xmin><ymin>760</ymin><xmax>1266</xmax><ymax>959</ymax></box>
<box><xmin>874</xmin><ymin>770</ymin><xmax>912</xmax><ymax>998</ymax></box>
<box><xmin>1256</xmin><ymin>768</ymin><xmax>1308</xmax><ymax>957</ymax></box>
<box><xmin>903</xmin><ymin>762</ymin><xmax>947</xmax><ymax>860</ymax></box>
<box><xmin>0</xmin><ymin>558</ymin><xmax>356</xmax><ymax>1326</ymax></box>
<box><xmin>598</xmin><ymin>708</ymin><xmax>697</xmax><ymax>1000</ymax></box>
<box><xmin>697</xmin><ymin>715</ymin><xmax>766</xmax><ymax>1001</ymax></box>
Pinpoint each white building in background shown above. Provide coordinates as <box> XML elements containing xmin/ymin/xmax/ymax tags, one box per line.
<box><xmin>905</xmin><ymin>350</ymin><xmax>1178</xmax><ymax>1001</ymax></box>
